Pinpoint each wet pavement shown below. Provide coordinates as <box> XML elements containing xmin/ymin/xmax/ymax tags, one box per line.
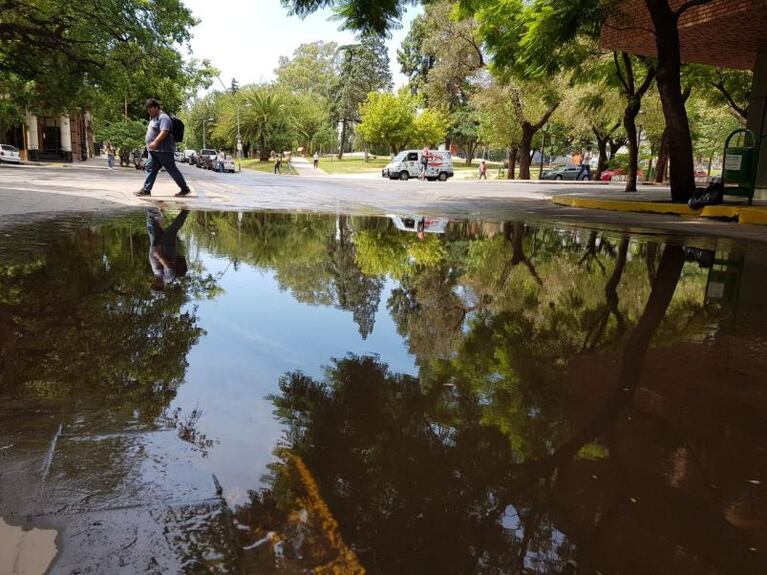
<box><xmin>1</xmin><ymin>209</ymin><xmax>766</xmax><ymax>574</ymax></box>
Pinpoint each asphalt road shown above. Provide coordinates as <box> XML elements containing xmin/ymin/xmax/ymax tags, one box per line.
<box><xmin>2</xmin><ymin>162</ymin><xmax>767</xmax><ymax>244</ymax></box>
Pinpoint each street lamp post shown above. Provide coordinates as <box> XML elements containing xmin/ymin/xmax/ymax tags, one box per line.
<box><xmin>236</xmin><ymin>104</ymin><xmax>242</xmax><ymax>172</ymax></box>
<box><xmin>202</xmin><ymin>117</ymin><xmax>214</xmax><ymax>149</ymax></box>
<box><xmin>539</xmin><ymin>123</ymin><xmax>548</xmax><ymax>180</ymax></box>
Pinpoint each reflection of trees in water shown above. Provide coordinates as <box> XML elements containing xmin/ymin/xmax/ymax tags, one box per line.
<box><xmin>188</xmin><ymin>212</ymin><xmax>383</xmax><ymax>339</ymax></box>
<box><xmin>246</xmin><ymin>234</ymin><xmax>763</xmax><ymax>573</ymax></box>
<box><xmin>0</xmin><ymin>220</ymin><xmax>213</xmax><ymax>418</ymax></box>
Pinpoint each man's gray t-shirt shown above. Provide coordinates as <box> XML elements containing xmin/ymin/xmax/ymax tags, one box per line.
<box><xmin>145</xmin><ymin>112</ymin><xmax>176</xmax><ymax>153</ymax></box>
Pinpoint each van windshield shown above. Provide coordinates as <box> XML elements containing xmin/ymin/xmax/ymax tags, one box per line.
<box><xmin>393</xmin><ymin>152</ymin><xmax>406</xmax><ymax>162</ymax></box>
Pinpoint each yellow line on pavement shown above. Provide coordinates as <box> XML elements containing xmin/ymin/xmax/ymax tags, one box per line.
<box><xmin>280</xmin><ymin>450</ymin><xmax>365</xmax><ymax>574</ymax></box>
<box><xmin>552</xmin><ymin>195</ymin><xmax>767</xmax><ymax>226</ymax></box>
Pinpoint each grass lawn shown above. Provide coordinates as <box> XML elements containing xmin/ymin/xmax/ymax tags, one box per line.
<box><xmin>241</xmin><ymin>159</ymin><xmax>298</xmax><ymax>175</ymax></box>
<box><xmin>318</xmin><ymin>156</ymin><xmax>389</xmax><ymax>174</ymax></box>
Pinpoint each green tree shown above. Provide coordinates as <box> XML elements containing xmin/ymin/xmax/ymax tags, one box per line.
<box><xmin>460</xmin><ymin>0</ymin><xmax>716</xmax><ymax>201</ymax></box>
<box><xmin>397</xmin><ymin>13</ymin><xmax>434</xmax><ymax>96</ymax></box>
<box><xmin>0</xmin><ymin>0</ymin><xmax>214</xmax><ymax>122</ymax></box>
<box><xmin>275</xmin><ymin>41</ymin><xmax>341</xmax><ymax>100</ymax></box>
<box><xmin>332</xmin><ymin>35</ymin><xmax>393</xmax><ymax>158</ymax></box>
<box><xmin>357</xmin><ymin>92</ymin><xmax>416</xmax><ymax>153</ymax></box>
<box><xmin>473</xmin><ymin>82</ymin><xmax>522</xmax><ymax>179</ymax></box>
<box><xmin>286</xmin><ymin>92</ymin><xmax>333</xmax><ymax>154</ymax></box>
<box><xmin>94</xmin><ymin>120</ymin><xmax>147</xmax><ymax>152</ymax></box>
<box><xmin>219</xmin><ymin>86</ymin><xmax>295</xmax><ymax>161</ymax></box>
<box><xmin>357</xmin><ymin>91</ymin><xmax>447</xmax><ymax>153</ymax></box>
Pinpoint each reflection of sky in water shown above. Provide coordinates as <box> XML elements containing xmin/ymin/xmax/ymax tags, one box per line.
<box><xmin>171</xmin><ymin>251</ymin><xmax>416</xmax><ymax>505</ymax></box>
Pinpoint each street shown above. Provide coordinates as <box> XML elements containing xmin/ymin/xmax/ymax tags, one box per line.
<box><xmin>3</xmin><ymin>162</ymin><xmax>767</xmax><ymax>243</ymax></box>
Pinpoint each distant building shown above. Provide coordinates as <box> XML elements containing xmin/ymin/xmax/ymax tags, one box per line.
<box><xmin>2</xmin><ymin>111</ymin><xmax>94</xmax><ymax>163</ymax></box>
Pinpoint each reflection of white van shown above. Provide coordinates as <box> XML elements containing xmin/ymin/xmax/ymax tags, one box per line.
<box><xmin>387</xmin><ymin>215</ymin><xmax>449</xmax><ymax>234</ymax></box>
<box><xmin>382</xmin><ymin>150</ymin><xmax>454</xmax><ymax>181</ymax></box>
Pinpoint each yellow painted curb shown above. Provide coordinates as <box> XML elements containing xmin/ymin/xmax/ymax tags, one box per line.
<box><xmin>552</xmin><ymin>195</ymin><xmax>767</xmax><ymax>226</ymax></box>
<box><xmin>740</xmin><ymin>208</ymin><xmax>767</xmax><ymax>225</ymax></box>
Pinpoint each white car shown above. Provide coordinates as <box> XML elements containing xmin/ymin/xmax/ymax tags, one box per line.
<box><xmin>0</xmin><ymin>144</ymin><xmax>21</xmax><ymax>163</ymax></box>
<box><xmin>383</xmin><ymin>149</ymin><xmax>454</xmax><ymax>181</ymax></box>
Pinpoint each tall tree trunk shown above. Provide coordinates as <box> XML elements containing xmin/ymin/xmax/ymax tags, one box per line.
<box><xmin>646</xmin><ymin>0</ymin><xmax>700</xmax><ymax>203</ymax></box>
<box><xmin>655</xmin><ymin>87</ymin><xmax>690</xmax><ymax>183</ymax></box>
<box><xmin>259</xmin><ymin>134</ymin><xmax>269</xmax><ymax>161</ymax></box>
<box><xmin>507</xmin><ymin>146</ymin><xmax>517</xmax><ymax>180</ymax></box>
<box><xmin>655</xmin><ymin>129</ymin><xmax>669</xmax><ymax>182</ymax></box>
<box><xmin>613</xmin><ymin>53</ymin><xmax>654</xmax><ymax>193</ymax></box>
<box><xmin>337</xmin><ymin>120</ymin><xmax>348</xmax><ymax>160</ymax></box>
<box><xmin>595</xmin><ymin>132</ymin><xmax>609</xmax><ymax>181</ymax></box>
<box><xmin>624</xmin><ymin>107</ymin><xmax>640</xmax><ymax>192</ymax></box>
<box><xmin>518</xmin><ymin>125</ymin><xmax>534</xmax><ymax>180</ymax></box>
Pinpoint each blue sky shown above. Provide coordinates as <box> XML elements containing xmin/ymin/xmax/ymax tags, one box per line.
<box><xmin>183</xmin><ymin>0</ymin><xmax>421</xmax><ymax>90</ymax></box>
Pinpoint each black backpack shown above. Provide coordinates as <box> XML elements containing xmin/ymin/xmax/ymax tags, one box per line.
<box><xmin>170</xmin><ymin>116</ymin><xmax>185</xmax><ymax>143</ymax></box>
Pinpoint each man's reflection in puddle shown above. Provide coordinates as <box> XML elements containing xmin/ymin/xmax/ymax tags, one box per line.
<box><xmin>145</xmin><ymin>207</ymin><xmax>189</xmax><ymax>291</ymax></box>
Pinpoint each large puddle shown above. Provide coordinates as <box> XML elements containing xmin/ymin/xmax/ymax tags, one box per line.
<box><xmin>1</xmin><ymin>210</ymin><xmax>766</xmax><ymax>574</ymax></box>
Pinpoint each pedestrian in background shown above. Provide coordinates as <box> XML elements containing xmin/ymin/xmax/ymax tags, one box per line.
<box><xmin>313</xmin><ymin>152</ymin><xmax>319</xmax><ymax>170</ymax></box>
<box><xmin>420</xmin><ymin>146</ymin><xmax>429</xmax><ymax>180</ymax></box>
<box><xmin>479</xmin><ymin>160</ymin><xmax>488</xmax><ymax>180</ymax></box>
<box><xmin>106</xmin><ymin>143</ymin><xmax>115</xmax><ymax>170</ymax></box>
<box><xmin>134</xmin><ymin>98</ymin><xmax>191</xmax><ymax>197</ymax></box>
<box><xmin>274</xmin><ymin>156</ymin><xmax>282</xmax><ymax>175</ymax></box>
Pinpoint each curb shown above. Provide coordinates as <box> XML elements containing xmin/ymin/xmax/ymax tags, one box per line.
<box><xmin>552</xmin><ymin>195</ymin><xmax>767</xmax><ymax>226</ymax></box>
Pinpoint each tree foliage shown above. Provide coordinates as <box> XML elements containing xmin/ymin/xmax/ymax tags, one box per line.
<box><xmin>357</xmin><ymin>91</ymin><xmax>448</xmax><ymax>152</ymax></box>
<box><xmin>0</xmin><ymin>0</ymin><xmax>214</xmax><ymax>120</ymax></box>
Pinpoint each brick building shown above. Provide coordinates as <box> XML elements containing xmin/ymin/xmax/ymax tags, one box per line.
<box><xmin>2</xmin><ymin>111</ymin><xmax>94</xmax><ymax>163</ymax></box>
<box><xmin>601</xmin><ymin>0</ymin><xmax>767</xmax><ymax>196</ymax></box>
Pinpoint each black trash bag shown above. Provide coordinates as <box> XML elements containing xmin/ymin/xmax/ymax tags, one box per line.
<box><xmin>688</xmin><ymin>176</ymin><xmax>724</xmax><ymax>209</ymax></box>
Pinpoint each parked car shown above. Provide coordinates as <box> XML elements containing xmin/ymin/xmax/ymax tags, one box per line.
<box><xmin>600</xmin><ymin>168</ymin><xmax>646</xmax><ymax>182</ymax></box>
<box><xmin>382</xmin><ymin>149</ymin><xmax>454</xmax><ymax>181</ymax></box>
<box><xmin>0</xmin><ymin>144</ymin><xmax>21</xmax><ymax>163</ymax></box>
<box><xmin>541</xmin><ymin>165</ymin><xmax>591</xmax><ymax>181</ymax></box>
<box><xmin>196</xmin><ymin>149</ymin><xmax>217</xmax><ymax>169</ymax></box>
<box><xmin>215</xmin><ymin>155</ymin><xmax>236</xmax><ymax>173</ymax></box>
<box><xmin>183</xmin><ymin>149</ymin><xmax>197</xmax><ymax>164</ymax></box>
<box><xmin>174</xmin><ymin>150</ymin><xmax>185</xmax><ymax>163</ymax></box>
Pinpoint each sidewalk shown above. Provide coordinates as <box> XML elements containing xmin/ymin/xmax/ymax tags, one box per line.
<box><xmin>552</xmin><ymin>188</ymin><xmax>767</xmax><ymax>226</ymax></box>
<box><xmin>291</xmin><ymin>155</ymin><xmax>327</xmax><ymax>176</ymax></box>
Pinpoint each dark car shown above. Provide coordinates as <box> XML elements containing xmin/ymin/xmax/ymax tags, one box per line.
<box><xmin>541</xmin><ymin>165</ymin><xmax>591</xmax><ymax>181</ymax></box>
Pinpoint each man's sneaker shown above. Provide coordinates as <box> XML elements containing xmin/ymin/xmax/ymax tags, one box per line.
<box><xmin>134</xmin><ymin>189</ymin><xmax>151</xmax><ymax>197</ymax></box>
<box><xmin>175</xmin><ymin>188</ymin><xmax>191</xmax><ymax>197</ymax></box>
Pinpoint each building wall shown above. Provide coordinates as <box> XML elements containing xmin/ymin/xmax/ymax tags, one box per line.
<box><xmin>602</xmin><ymin>0</ymin><xmax>763</xmax><ymax>70</ymax></box>
<box><xmin>25</xmin><ymin>112</ymin><xmax>93</xmax><ymax>163</ymax></box>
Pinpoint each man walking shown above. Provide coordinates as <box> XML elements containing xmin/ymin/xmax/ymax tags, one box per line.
<box><xmin>135</xmin><ymin>99</ymin><xmax>191</xmax><ymax>197</ymax></box>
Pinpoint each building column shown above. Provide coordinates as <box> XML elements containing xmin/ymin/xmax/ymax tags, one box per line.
<box><xmin>60</xmin><ymin>115</ymin><xmax>73</xmax><ymax>162</ymax></box>
<box><xmin>26</xmin><ymin>112</ymin><xmax>39</xmax><ymax>161</ymax></box>
<box><xmin>747</xmin><ymin>50</ymin><xmax>767</xmax><ymax>200</ymax></box>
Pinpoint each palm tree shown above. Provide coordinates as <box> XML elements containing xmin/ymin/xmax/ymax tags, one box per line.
<box><xmin>238</xmin><ymin>87</ymin><xmax>289</xmax><ymax>161</ymax></box>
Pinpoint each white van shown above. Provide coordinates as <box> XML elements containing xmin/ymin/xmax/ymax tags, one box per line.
<box><xmin>383</xmin><ymin>150</ymin><xmax>454</xmax><ymax>181</ymax></box>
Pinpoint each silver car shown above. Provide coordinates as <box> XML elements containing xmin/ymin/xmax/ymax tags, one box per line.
<box><xmin>540</xmin><ymin>165</ymin><xmax>590</xmax><ymax>181</ymax></box>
